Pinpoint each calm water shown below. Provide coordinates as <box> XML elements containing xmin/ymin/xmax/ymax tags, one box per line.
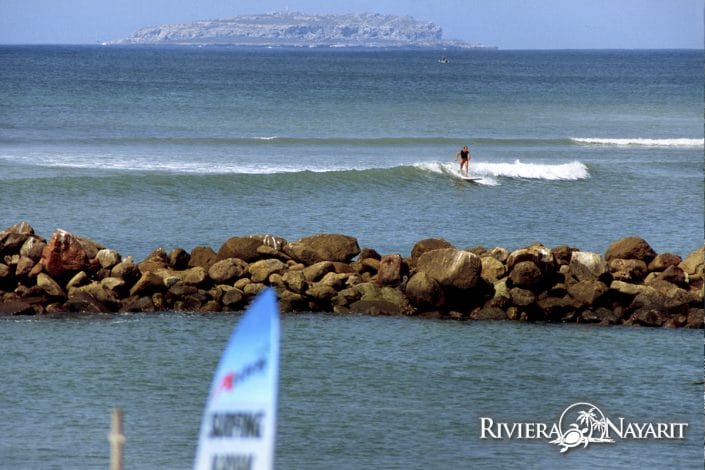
<box><xmin>0</xmin><ymin>46</ymin><xmax>703</xmax><ymax>468</ymax></box>
<box><xmin>0</xmin><ymin>46</ymin><xmax>702</xmax><ymax>258</ymax></box>
<box><xmin>0</xmin><ymin>314</ymin><xmax>701</xmax><ymax>469</ymax></box>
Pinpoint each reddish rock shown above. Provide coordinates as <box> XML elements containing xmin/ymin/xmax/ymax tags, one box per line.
<box><xmin>41</xmin><ymin>229</ymin><xmax>90</xmax><ymax>278</ymax></box>
<box><xmin>376</xmin><ymin>254</ymin><xmax>404</xmax><ymax>286</ymax></box>
<box><xmin>605</xmin><ymin>237</ymin><xmax>656</xmax><ymax>263</ymax></box>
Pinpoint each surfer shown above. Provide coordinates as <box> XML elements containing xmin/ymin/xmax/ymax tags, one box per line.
<box><xmin>456</xmin><ymin>146</ymin><xmax>471</xmax><ymax>177</ymax></box>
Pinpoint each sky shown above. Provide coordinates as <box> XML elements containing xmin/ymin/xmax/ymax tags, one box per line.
<box><xmin>0</xmin><ymin>0</ymin><xmax>702</xmax><ymax>49</ymax></box>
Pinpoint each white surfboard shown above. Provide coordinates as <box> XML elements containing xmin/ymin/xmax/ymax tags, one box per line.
<box><xmin>194</xmin><ymin>288</ymin><xmax>280</xmax><ymax>470</ymax></box>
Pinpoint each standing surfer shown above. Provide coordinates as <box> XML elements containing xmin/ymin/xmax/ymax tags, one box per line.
<box><xmin>456</xmin><ymin>145</ymin><xmax>471</xmax><ymax>177</ymax></box>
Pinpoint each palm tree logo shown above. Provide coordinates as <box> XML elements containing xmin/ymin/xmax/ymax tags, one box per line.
<box><xmin>550</xmin><ymin>402</ymin><xmax>615</xmax><ymax>453</ymax></box>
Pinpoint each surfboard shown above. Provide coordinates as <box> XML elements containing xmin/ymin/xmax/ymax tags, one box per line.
<box><xmin>194</xmin><ymin>288</ymin><xmax>280</xmax><ymax>470</ymax></box>
<box><xmin>457</xmin><ymin>174</ymin><xmax>482</xmax><ymax>182</ymax></box>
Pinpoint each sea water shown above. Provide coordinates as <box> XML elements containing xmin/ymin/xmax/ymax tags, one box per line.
<box><xmin>0</xmin><ymin>46</ymin><xmax>703</xmax><ymax>469</ymax></box>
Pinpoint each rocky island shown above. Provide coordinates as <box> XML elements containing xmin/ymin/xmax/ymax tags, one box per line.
<box><xmin>113</xmin><ymin>11</ymin><xmax>494</xmax><ymax>49</ymax></box>
<box><xmin>0</xmin><ymin>222</ymin><xmax>702</xmax><ymax>328</ymax></box>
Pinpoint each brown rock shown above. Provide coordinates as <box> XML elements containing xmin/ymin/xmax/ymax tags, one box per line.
<box><xmin>168</xmin><ymin>247</ymin><xmax>190</xmax><ymax>270</ymax></box>
<box><xmin>480</xmin><ymin>256</ymin><xmax>506</xmax><ymax>284</ymax></box>
<box><xmin>569</xmin><ymin>251</ymin><xmax>608</xmax><ymax>282</ymax></box>
<box><xmin>218</xmin><ymin>235</ymin><xmax>287</xmax><ymax>262</ymax></box>
<box><xmin>506</xmin><ymin>244</ymin><xmax>554</xmax><ymax>271</ymax></box>
<box><xmin>284</xmin><ymin>234</ymin><xmax>360</xmax><ymax>264</ymax></box>
<box><xmin>416</xmin><ymin>248</ymin><xmax>482</xmax><ymax>290</ymax></box>
<box><xmin>95</xmin><ymin>249</ymin><xmax>121</xmax><ymax>270</ymax></box>
<box><xmin>377</xmin><ymin>254</ymin><xmax>403</xmax><ymax>286</ymax></box>
<box><xmin>208</xmin><ymin>258</ymin><xmax>248</xmax><ymax>284</ymax></box>
<box><xmin>37</xmin><ymin>273</ymin><xmax>66</xmax><ymax>298</ymax></box>
<box><xmin>15</xmin><ymin>255</ymin><xmax>35</xmax><ymax>278</ymax></box>
<box><xmin>41</xmin><ymin>229</ymin><xmax>90</xmax><ymax>278</ymax></box>
<box><xmin>0</xmin><ymin>300</ymin><xmax>35</xmax><ymax>316</ymax></box>
<box><xmin>0</xmin><ymin>221</ymin><xmax>35</xmax><ymax>255</ymax></box>
<box><xmin>359</xmin><ymin>248</ymin><xmax>381</xmax><ymax>260</ymax></box>
<box><xmin>302</xmin><ymin>261</ymin><xmax>335</xmax><ymax>282</ymax></box>
<box><xmin>471</xmin><ymin>307</ymin><xmax>507</xmax><ymax>321</ymax></box>
<box><xmin>129</xmin><ymin>272</ymin><xmax>164</xmax><ymax>297</ymax></box>
<box><xmin>567</xmin><ymin>280</ymin><xmax>608</xmax><ymax>308</ymax></box>
<box><xmin>188</xmin><ymin>246</ymin><xmax>218</xmax><ymax>270</ymax></box>
<box><xmin>281</xmin><ymin>270</ymin><xmax>308</xmax><ymax>293</ymax></box>
<box><xmin>410</xmin><ymin>238</ymin><xmax>454</xmax><ymax>265</ymax></box>
<box><xmin>509</xmin><ymin>261</ymin><xmax>543</xmax><ymax>289</ymax></box>
<box><xmin>509</xmin><ymin>287</ymin><xmax>535</xmax><ymax>307</ymax></box>
<box><xmin>605</xmin><ymin>237</ymin><xmax>656</xmax><ymax>263</ymax></box>
<box><xmin>222</xmin><ymin>287</ymin><xmax>245</xmax><ymax>308</ymax></box>
<box><xmin>111</xmin><ymin>257</ymin><xmax>140</xmax><ymax>283</ymax></box>
<box><xmin>405</xmin><ymin>272</ymin><xmax>444</xmax><ymax>309</ymax></box>
<box><xmin>679</xmin><ymin>246</ymin><xmax>704</xmax><ymax>276</ymax></box>
<box><xmin>647</xmin><ymin>253</ymin><xmax>682</xmax><ymax>272</ymax></box>
<box><xmin>248</xmin><ymin>259</ymin><xmax>287</xmax><ymax>283</ymax></box>
<box><xmin>20</xmin><ymin>236</ymin><xmax>47</xmax><ymax>260</ymax></box>
<box><xmin>608</xmin><ymin>259</ymin><xmax>647</xmax><ymax>283</ymax></box>
<box><xmin>138</xmin><ymin>247</ymin><xmax>169</xmax><ymax>273</ymax></box>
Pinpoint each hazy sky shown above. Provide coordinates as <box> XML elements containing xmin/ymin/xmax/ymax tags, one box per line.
<box><xmin>0</xmin><ymin>0</ymin><xmax>702</xmax><ymax>49</ymax></box>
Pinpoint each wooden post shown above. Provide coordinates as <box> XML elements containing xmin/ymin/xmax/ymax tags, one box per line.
<box><xmin>109</xmin><ymin>408</ymin><xmax>125</xmax><ymax>470</ymax></box>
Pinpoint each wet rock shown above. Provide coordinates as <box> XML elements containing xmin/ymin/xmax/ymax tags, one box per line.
<box><xmin>405</xmin><ymin>272</ymin><xmax>444</xmax><ymax>309</ymax></box>
<box><xmin>605</xmin><ymin>236</ymin><xmax>656</xmax><ymax>263</ymax></box>
<box><xmin>471</xmin><ymin>306</ymin><xmax>507</xmax><ymax>321</ymax></box>
<box><xmin>222</xmin><ymin>287</ymin><xmax>245</xmax><ymax>308</ymax></box>
<box><xmin>63</xmin><ymin>291</ymin><xmax>110</xmax><ymax>313</ymax></box>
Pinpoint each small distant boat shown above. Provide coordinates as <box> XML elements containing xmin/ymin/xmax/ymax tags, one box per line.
<box><xmin>438</xmin><ymin>57</ymin><xmax>449</xmax><ymax>64</ymax></box>
<box><xmin>193</xmin><ymin>288</ymin><xmax>280</xmax><ymax>470</ymax></box>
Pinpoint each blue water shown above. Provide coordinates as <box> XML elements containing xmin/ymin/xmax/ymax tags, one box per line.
<box><xmin>0</xmin><ymin>315</ymin><xmax>701</xmax><ymax>469</ymax></box>
<box><xmin>0</xmin><ymin>46</ymin><xmax>703</xmax><ymax>469</ymax></box>
<box><xmin>0</xmin><ymin>46</ymin><xmax>702</xmax><ymax>258</ymax></box>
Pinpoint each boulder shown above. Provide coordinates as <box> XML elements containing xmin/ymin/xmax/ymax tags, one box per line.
<box><xmin>416</xmin><ymin>248</ymin><xmax>482</xmax><ymax>290</ymax></box>
<box><xmin>470</xmin><ymin>307</ymin><xmax>507</xmax><ymax>321</ymax></box>
<box><xmin>129</xmin><ymin>272</ymin><xmax>164</xmax><ymax>297</ymax></box>
<box><xmin>36</xmin><ymin>273</ymin><xmax>66</xmax><ymax>298</ymax></box>
<box><xmin>376</xmin><ymin>254</ymin><xmax>404</xmax><ymax>286</ymax></box>
<box><xmin>20</xmin><ymin>236</ymin><xmax>47</xmax><ymax>260</ymax></box>
<box><xmin>509</xmin><ymin>287</ymin><xmax>535</xmax><ymax>307</ymax></box>
<box><xmin>76</xmin><ymin>236</ymin><xmax>105</xmax><ymax>260</ymax></box>
<box><xmin>604</xmin><ymin>237</ymin><xmax>656</xmax><ymax>263</ymax></box>
<box><xmin>0</xmin><ymin>300</ymin><xmax>35</xmax><ymax>316</ymax></box>
<box><xmin>567</xmin><ymin>279</ymin><xmax>608</xmax><ymax>308</ymax></box>
<box><xmin>410</xmin><ymin>238</ymin><xmax>453</xmax><ymax>265</ymax></box>
<box><xmin>282</xmin><ymin>270</ymin><xmax>308</xmax><ymax>293</ymax></box>
<box><xmin>608</xmin><ymin>259</ymin><xmax>647</xmax><ymax>283</ymax></box>
<box><xmin>551</xmin><ymin>245</ymin><xmax>576</xmax><ymax>266</ymax></box>
<box><xmin>506</xmin><ymin>244</ymin><xmax>554</xmax><ymax>271</ymax></box>
<box><xmin>0</xmin><ymin>221</ymin><xmax>35</xmax><ymax>255</ymax></box>
<box><xmin>138</xmin><ymin>248</ymin><xmax>169</xmax><ymax>273</ymax></box>
<box><xmin>284</xmin><ymin>234</ymin><xmax>360</xmax><ymax>264</ymax></box>
<box><xmin>509</xmin><ymin>261</ymin><xmax>543</xmax><ymax>289</ymax></box>
<box><xmin>647</xmin><ymin>253</ymin><xmax>682</xmax><ymax>272</ymax></box>
<box><xmin>248</xmin><ymin>259</ymin><xmax>287</xmax><ymax>283</ymax></box>
<box><xmin>208</xmin><ymin>258</ymin><xmax>248</xmax><ymax>284</ymax></box>
<box><xmin>15</xmin><ymin>256</ymin><xmax>36</xmax><ymax>278</ymax></box>
<box><xmin>168</xmin><ymin>247</ymin><xmax>190</xmax><ymax>270</ymax></box>
<box><xmin>41</xmin><ymin>229</ymin><xmax>90</xmax><ymax>278</ymax></box>
<box><xmin>95</xmin><ymin>249</ymin><xmax>121</xmax><ymax>270</ymax></box>
<box><xmin>218</xmin><ymin>235</ymin><xmax>287</xmax><ymax>262</ymax></box>
<box><xmin>480</xmin><ymin>256</ymin><xmax>506</xmax><ymax>284</ymax></box>
<box><xmin>177</xmin><ymin>266</ymin><xmax>209</xmax><ymax>286</ymax></box>
<box><xmin>111</xmin><ymin>257</ymin><xmax>140</xmax><ymax>283</ymax></box>
<box><xmin>679</xmin><ymin>246</ymin><xmax>704</xmax><ymax>277</ymax></box>
<box><xmin>405</xmin><ymin>272</ymin><xmax>444</xmax><ymax>309</ymax></box>
<box><xmin>302</xmin><ymin>261</ymin><xmax>335</xmax><ymax>282</ymax></box>
<box><xmin>189</xmin><ymin>246</ymin><xmax>218</xmax><ymax>270</ymax></box>
<box><xmin>221</xmin><ymin>287</ymin><xmax>245</xmax><ymax>308</ymax></box>
<box><xmin>569</xmin><ymin>251</ymin><xmax>608</xmax><ymax>282</ymax></box>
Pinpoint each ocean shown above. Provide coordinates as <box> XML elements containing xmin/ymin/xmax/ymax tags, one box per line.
<box><xmin>0</xmin><ymin>46</ymin><xmax>703</xmax><ymax>468</ymax></box>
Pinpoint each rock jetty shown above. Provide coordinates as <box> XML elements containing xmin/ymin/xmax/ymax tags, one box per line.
<box><xmin>0</xmin><ymin>222</ymin><xmax>702</xmax><ymax>328</ymax></box>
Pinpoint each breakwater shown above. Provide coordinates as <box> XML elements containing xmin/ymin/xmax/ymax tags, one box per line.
<box><xmin>0</xmin><ymin>222</ymin><xmax>702</xmax><ymax>328</ymax></box>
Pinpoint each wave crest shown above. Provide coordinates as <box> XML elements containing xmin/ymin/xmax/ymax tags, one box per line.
<box><xmin>571</xmin><ymin>137</ymin><xmax>703</xmax><ymax>148</ymax></box>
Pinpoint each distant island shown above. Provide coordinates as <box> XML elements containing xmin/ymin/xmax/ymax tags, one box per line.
<box><xmin>112</xmin><ymin>12</ymin><xmax>495</xmax><ymax>49</ymax></box>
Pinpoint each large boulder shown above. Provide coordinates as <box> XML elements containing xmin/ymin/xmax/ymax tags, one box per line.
<box><xmin>283</xmin><ymin>234</ymin><xmax>360</xmax><ymax>265</ymax></box>
<box><xmin>567</xmin><ymin>279</ymin><xmax>608</xmax><ymax>308</ymax></box>
<box><xmin>569</xmin><ymin>251</ymin><xmax>608</xmax><ymax>282</ymax></box>
<box><xmin>506</xmin><ymin>244</ymin><xmax>554</xmax><ymax>272</ymax></box>
<box><xmin>405</xmin><ymin>272</ymin><xmax>444</xmax><ymax>308</ymax></box>
<box><xmin>189</xmin><ymin>246</ymin><xmax>218</xmax><ymax>270</ymax></box>
<box><xmin>480</xmin><ymin>256</ymin><xmax>506</xmax><ymax>284</ymax></box>
<box><xmin>605</xmin><ymin>237</ymin><xmax>657</xmax><ymax>263</ymax></box>
<box><xmin>679</xmin><ymin>246</ymin><xmax>704</xmax><ymax>277</ymax></box>
<box><xmin>218</xmin><ymin>235</ymin><xmax>288</xmax><ymax>262</ymax></box>
<box><xmin>208</xmin><ymin>258</ymin><xmax>248</xmax><ymax>284</ymax></box>
<box><xmin>509</xmin><ymin>261</ymin><xmax>543</xmax><ymax>289</ymax></box>
<box><xmin>41</xmin><ymin>229</ymin><xmax>90</xmax><ymax>278</ymax></box>
<box><xmin>416</xmin><ymin>248</ymin><xmax>482</xmax><ymax>290</ymax></box>
<box><xmin>248</xmin><ymin>259</ymin><xmax>287</xmax><ymax>283</ymax></box>
<box><xmin>410</xmin><ymin>238</ymin><xmax>453</xmax><ymax>265</ymax></box>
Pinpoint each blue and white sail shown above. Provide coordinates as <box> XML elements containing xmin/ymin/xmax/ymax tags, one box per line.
<box><xmin>194</xmin><ymin>288</ymin><xmax>280</xmax><ymax>470</ymax></box>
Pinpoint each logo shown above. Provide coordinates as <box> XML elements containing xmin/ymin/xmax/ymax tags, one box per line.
<box><xmin>212</xmin><ymin>356</ymin><xmax>267</xmax><ymax>399</ymax></box>
<box><xmin>479</xmin><ymin>402</ymin><xmax>688</xmax><ymax>453</ymax></box>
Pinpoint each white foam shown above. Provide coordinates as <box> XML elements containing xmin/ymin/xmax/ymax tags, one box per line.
<box><xmin>417</xmin><ymin>160</ymin><xmax>589</xmax><ymax>182</ymax></box>
<box><xmin>571</xmin><ymin>137</ymin><xmax>703</xmax><ymax>148</ymax></box>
